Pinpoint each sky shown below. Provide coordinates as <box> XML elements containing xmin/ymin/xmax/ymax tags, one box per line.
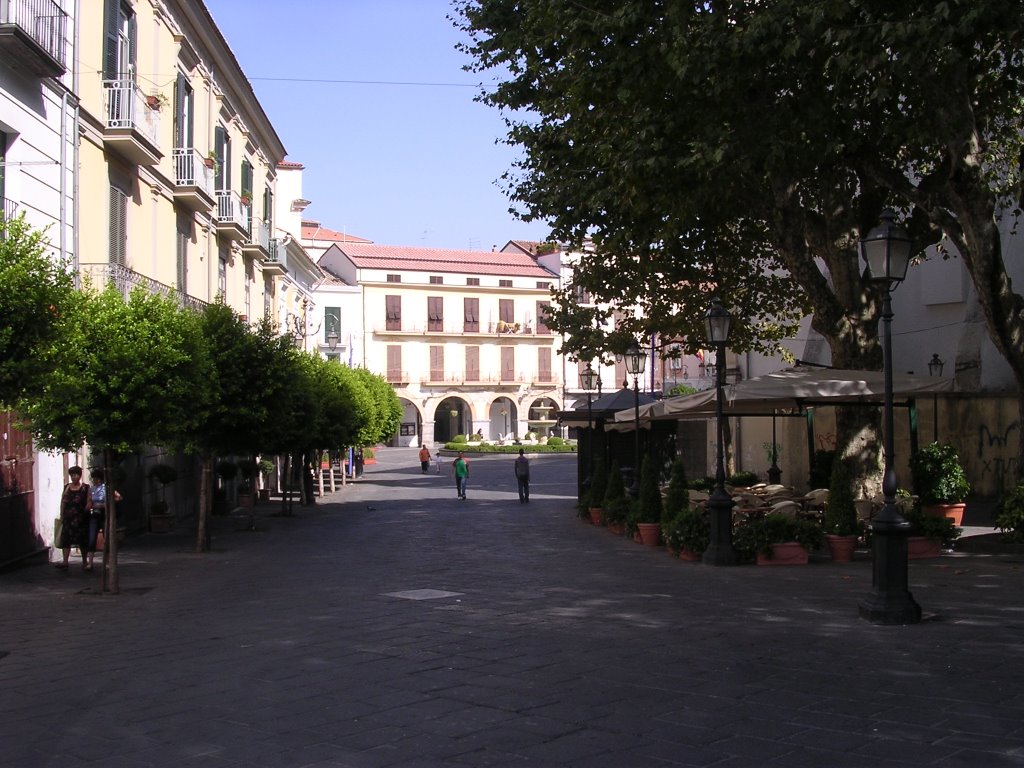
<box><xmin>203</xmin><ymin>0</ymin><xmax>551</xmax><ymax>252</ymax></box>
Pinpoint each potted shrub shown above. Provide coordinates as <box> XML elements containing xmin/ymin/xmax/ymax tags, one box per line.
<box><xmin>362</xmin><ymin>446</ymin><xmax>377</xmax><ymax>465</ymax></box>
<box><xmin>148</xmin><ymin>463</ymin><xmax>178</xmax><ymax>532</ymax></box>
<box><xmin>633</xmin><ymin>455</ymin><xmax>663</xmax><ymax>546</ymax></box>
<box><xmin>204</xmin><ymin>151</ymin><xmax>217</xmax><ymax>169</ymax></box>
<box><xmin>909</xmin><ymin>442</ymin><xmax>970</xmax><ymax>525</ymax></box>
<box><xmin>995</xmin><ymin>483</ymin><xmax>1024</xmax><ymax>542</ymax></box>
<box><xmin>236</xmin><ymin>460</ymin><xmax>255</xmax><ymax>508</ymax></box>
<box><xmin>665</xmin><ymin>507</ymin><xmax>709</xmax><ymax>561</ymax></box>
<box><xmin>145</xmin><ymin>92</ymin><xmax>169</xmax><ymax>110</ymax></box>
<box><xmin>904</xmin><ymin>503</ymin><xmax>962</xmax><ymax>558</ymax></box>
<box><xmin>662</xmin><ymin>457</ymin><xmax>690</xmax><ymax>524</ymax></box>
<box><xmin>601</xmin><ymin>459</ymin><xmax>628</xmax><ymax>530</ymax></box>
<box><xmin>735</xmin><ymin>511</ymin><xmax>823</xmax><ymax>565</ymax></box>
<box><xmin>824</xmin><ymin>456</ymin><xmax>859</xmax><ymax>563</ymax></box>
<box><xmin>587</xmin><ymin>456</ymin><xmax>608</xmax><ymax>525</ymax></box>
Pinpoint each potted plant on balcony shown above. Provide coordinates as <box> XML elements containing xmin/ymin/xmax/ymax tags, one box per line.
<box><xmin>204</xmin><ymin>151</ymin><xmax>217</xmax><ymax>169</ymax></box>
<box><xmin>146</xmin><ymin>92</ymin><xmax>169</xmax><ymax>111</ymax></box>
<box><xmin>909</xmin><ymin>441</ymin><xmax>971</xmax><ymax>525</ymax></box>
<box><xmin>824</xmin><ymin>456</ymin><xmax>859</xmax><ymax>563</ymax></box>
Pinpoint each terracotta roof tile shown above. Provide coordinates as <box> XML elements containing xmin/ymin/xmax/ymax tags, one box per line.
<box><xmin>301</xmin><ymin>221</ymin><xmax>373</xmax><ymax>243</ymax></box>
<box><xmin>336</xmin><ymin>243</ymin><xmax>558</xmax><ymax>279</ymax></box>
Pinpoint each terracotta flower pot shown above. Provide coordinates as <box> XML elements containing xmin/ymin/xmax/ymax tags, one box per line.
<box><xmin>908</xmin><ymin>536</ymin><xmax>942</xmax><ymax>559</ymax></box>
<box><xmin>757</xmin><ymin>541</ymin><xmax>809</xmax><ymax>565</ymax></box>
<box><xmin>924</xmin><ymin>502</ymin><xmax>965</xmax><ymax>527</ymax></box>
<box><xmin>588</xmin><ymin>507</ymin><xmax>603</xmax><ymax>526</ymax></box>
<box><xmin>825</xmin><ymin>534</ymin><xmax>858</xmax><ymax>563</ymax></box>
<box><xmin>607</xmin><ymin>521</ymin><xmax>625</xmax><ymax>535</ymax></box>
<box><xmin>637</xmin><ymin>522</ymin><xmax>661</xmax><ymax>547</ymax></box>
<box><xmin>679</xmin><ymin>547</ymin><xmax>701</xmax><ymax>562</ymax></box>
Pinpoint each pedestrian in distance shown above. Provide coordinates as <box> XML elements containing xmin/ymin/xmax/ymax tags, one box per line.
<box><xmin>418</xmin><ymin>445</ymin><xmax>431</xmax><ymax>474</ymax></box>
<box><xmin>55</xmin><ymin>466</ymin><xmax>91</xmax><ymax>571</ymax></box>
<box><xmin>513</xmin><ymin>449</ymin><xmax>530</xmax><ymax>503</ymax></box>
<box><xmin>87</xmin><ymin>468</ymin><xmax>121</xmax><ymax>571</ymax></box>
<box><xmin>451</xmin><ymin>452</ymin><xmax>470</xmax><ymax>499</ymax></box>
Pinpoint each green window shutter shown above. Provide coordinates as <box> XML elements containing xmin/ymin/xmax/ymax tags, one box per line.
<box><xmin>214</xmin><ymin>126</ymin><xmax>227</xmax><ymax>190</ymax></box>
<box><xmin>103</xmin><ymin>0</ymin><xmax>119</xmax><ymax>79</ymax></box>
<box><xmin>109</xmin><ymin>186</ymin><xmax>127</xmax><ymax>266</ymax></box>
<box><xmin>241</xmin><ymin>160</ymin><xmax>253</xmax><ymax>198</ymax></box>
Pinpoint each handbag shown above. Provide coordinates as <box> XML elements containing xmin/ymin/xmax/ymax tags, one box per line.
<box><xmin>95</xmin><ymin>529</ymin><xmax>105</xmax><ymax>552</ymax></box>
<box><xmin>53</xmin><ymin>517</ymin><xmax>63</xmax><ymax>546</ymax></box>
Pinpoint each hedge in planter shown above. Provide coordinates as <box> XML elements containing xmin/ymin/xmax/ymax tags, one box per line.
<box><xmin>909</xmin><ymin>442</ymin><xmax>970</xmax><ymax>506</ymax></box>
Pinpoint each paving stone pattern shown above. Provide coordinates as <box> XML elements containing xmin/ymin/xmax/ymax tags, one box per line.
<box><xmin>2</xmin><ymin>448</ymin><xmax>1024</xmax><ymax>767</ymax></box>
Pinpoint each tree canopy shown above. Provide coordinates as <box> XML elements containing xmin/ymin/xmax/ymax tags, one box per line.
<box><xmin>457</xmin><ymin>0</ymin><xmax>1024</xmax><ymax>481</ymax></box>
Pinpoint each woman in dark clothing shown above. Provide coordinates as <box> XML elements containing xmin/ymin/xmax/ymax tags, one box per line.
<box><xmin>56</xmin><ymin>465</ymin><xmax>91</xmax><ymax>570</ymax></box>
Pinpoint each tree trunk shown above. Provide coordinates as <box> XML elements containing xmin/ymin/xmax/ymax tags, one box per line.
<box><xmin>195</xmin><ymin>455</ymin><xmax>213</xmax><ymax>553</ymax></box>
<box><xmin>102</xmin><ymin>447</ymin><xmax>119</xmax><ymax>594</ymax></box>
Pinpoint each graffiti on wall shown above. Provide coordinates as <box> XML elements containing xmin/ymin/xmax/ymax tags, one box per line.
<box><xmin>977</xmin><ymin>420</ymin><xmax>1020</xmax><ymax>490</ymax></box>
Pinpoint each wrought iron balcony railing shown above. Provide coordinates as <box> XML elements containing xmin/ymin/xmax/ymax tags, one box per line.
<box><xmin>0</xmin><ymin>0</ymin><xmax>68</xmax><ymax>75</ymax></box>
<box><xmin>103</xmin><ymin>78</ymin><xmax>161</xmax><ymax>149</ymax></box>
<box><xmin>79</xmin><ymin>262</ymin><xmax>208</xmax><ymax>313</ymax></box>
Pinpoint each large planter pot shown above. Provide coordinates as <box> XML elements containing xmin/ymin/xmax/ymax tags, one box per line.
<box><xmin>679</xmin><ymin>547</ymin><xmax>702</xmax><ymax>562</ymax></box>
<box><xmin>258</xmin><ymin>488</ymin><xmax>271</xmax><ymax>503</ymax></box>
<box><xmin>825</xmin><ymin>534</ymin><xmax>858</xmax><ymax>563</ymax></box>
<box><xmin>908</xmin><ymin>536</ymin><xmax>942</xmax><ymax>559</ymax></box>
<box><xmin>148</xmin><ymin>514</ymin><xmax>176</xmax><ymax>533</ymax></box>
<box><xmin>237</xmin><ymin>492</ymin><xmax>254</xmax><ymax>508</ymax></box>
<box><xmin>607</xmin><ymin>521</ymin><xmax>625</xmax><ymax>536</ymax></box>
<box><xmin>924</xmin><ymin>502</ymin><xmax>965</xmax><ymax>527</ymax></box>
<box><xmin>637</xmin><ymin>522</ymin><xmax>661</xmax><ymax>547</ymax></box>
<box><xmin>588</xmin><ymin>507</ymin><xmax>604</xmax><ymax>526</ymax></box>
<box><xmin>756</xmin><ymin>541</ymin><xmax>809</xmax><ymax>565</ymax></box>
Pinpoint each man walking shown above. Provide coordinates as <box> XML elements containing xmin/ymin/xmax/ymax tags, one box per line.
<box><xmin>513</xmin><ymin>449</ymin><xmax>530</xmax><ymax>503</ymax></box>
<box><xmin>451</xmin><ymin>452</ymin><xmax>470</xmax><ymax>499</ymax></box>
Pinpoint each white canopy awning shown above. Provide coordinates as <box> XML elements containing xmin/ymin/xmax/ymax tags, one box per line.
<box><xmin>611</xmin><ymin>366</ymin><xmax>956</xmax><ymax>430</ymax></box>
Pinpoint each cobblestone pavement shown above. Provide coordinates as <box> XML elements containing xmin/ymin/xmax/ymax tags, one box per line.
<box><xmin>2</xmin><ymin>448</ymin><xmax>1024</xmax><ymax>767</ymax></box>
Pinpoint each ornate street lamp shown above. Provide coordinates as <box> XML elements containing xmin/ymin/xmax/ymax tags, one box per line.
<box><xmin>624</xmin><ymin>342</ymin><xmax>647</xmax><ymax>497</ymax></box>
<box><xmin>702</xmin><ymin>297</ymin><xmax>736</xmax><ymax>565</ymax></box>
<box><xmin>928</xmin><ymin>353</ymin><xmax>945</xmax><ymax>443</ymax></box>
<box><xmin>326</xmin><ymin>328</ymin><xmax>340</xmax><ymax>351</ymax></box>
<box><xmin>858</xmin><ymin>209</ymin><xmax>921</xmax><ymax>624</ymax></box>
<box><xmin>580</xmin><ymin>363</ymin><xmax>599</xmax><ymax>488</ymax></box>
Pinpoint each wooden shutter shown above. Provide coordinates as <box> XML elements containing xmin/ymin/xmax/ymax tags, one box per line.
<box><xmin>102</xmin><ymin>0</ymin><xmax>119</xmax><ymax>79</ymax></box>
<box><xmin>463</xmin><ymin>297</ymin><xmax>479</xmax><ymax>332</ymax></box>
<box><xmin>427</xmin><ymin>296</ymin><xmax>443</xmax><ymax>332</ymax></box>
<box><xmin>241</xmin><ymin>159</ymin><xmax>253</xmax><ymax>198</ymax></box>
<box><xmin>430</xmin><ymin>345</ymin><xmax>444</xmax><ymax>381</ymax></box>
<box><xmin>465</xmin><ymin>346</ymin><xmax>479</xmax><ymax>382</ymax></box>
<box><xmin>173</xmin><ymin>72</ymin><xmax>192</xmax><ymax>148</ymax></box>
<box><xmin>499</xmin><ymin>299</ymin><xmax>514</xmax><ymax>324</ymax></box>
<box><xmin>385</xmin><ymin>295</ymin><xmax>401</xmax><ymax>331</ymax></box>
<box><xmin>536</xmin><ymin>301</ymin><xmax>551</xmax><ymax>334</ymax></box>
<box><xmin>538</xmin><ymin>348</ymin><xmax>552</xmax><ymax>382</ymax></box>
<box><xmin>108</xmin><ymin>186</ymin><xmax>127</xmax><ymax>266</ymax></box>
<box><xmin>386</xmin><ymin>345</ymin><xmax>402</xmax><ymax>382</ymax></box>
<box><xmin>214</xmin><ymin>125</ymin><xmax>228</xmax><ymax>190</ymax></box>
<box><xmin>501</xmin><ymin>346</ymin><xmax>515</xmax><ymax>381</ymax></box>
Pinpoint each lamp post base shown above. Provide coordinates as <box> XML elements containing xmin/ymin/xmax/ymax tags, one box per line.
<box><xmin>702</xmin><ymin>490</ymin><xmax>737</xmax><ymax>566</ymax></box>
<box><xmin>858</xmin><ymin>517</ymin><xmax>922</xmax><ymax>624</ymax></box>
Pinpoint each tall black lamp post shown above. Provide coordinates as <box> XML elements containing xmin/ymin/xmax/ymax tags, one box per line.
<box><xmin>858</xmin><ymin>209</ymin><xmax>922</xmax><ymax>625</ymax></box>
<box><xmin>928</xmin><ymin>353</ymin><xmax>944</xmax><ymax>443</ymax></box>
<box><xmin>580</xmin><ymin>363</ymin><xmax>599</xmax><ymax>486</ymax></box>
<box><xmin>702</xmin><ymin>298</ymin><xmax>737</xmax><ymax>566</ymax></box>
<box><xmin>624</xmin><ymin>342</ymin><xmax>647</xmax><ymax>497</ymax></box>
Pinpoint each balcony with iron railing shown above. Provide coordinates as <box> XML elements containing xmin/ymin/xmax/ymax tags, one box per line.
<box><xmin>171</xmin><ymin>148</ymin><xmax>215</xmax><ymax>211</ymax></box>
<box><xmin>263</xmin><ymin>237</ymin><xmax>287</xmax><ymax>276</ymax></box>
<box><xmin>0</xmin><ymin>0</ymin><xmax>68</xmax><ymax>77</ymax></box>
<box><xmin>78</xmin><ymin>262</ymin><xmax>207</xmax><ymax>313</ymax></box>
<box><xmin>2</xmin><ymin>197</ymin><xmax>19</xmax><ymax>222</ymax></box>
<box><xmin>374</xmin><ymin>321</ymin><xmax>557</xmax><ymax>337</ymax></box>
<box><xmin>215</xmin><ymin>190</ymin><xmax>250</xmax><ymax>241</ymax></box>
<box><xmin>241</xmin><ymin>215</ymin><xmax>270</xmax><ymax>260</ymax></box>
<box><xmin>103</xmin><ymin>78</ymin><xmax>162</xmax><ymax>165</ymax></box>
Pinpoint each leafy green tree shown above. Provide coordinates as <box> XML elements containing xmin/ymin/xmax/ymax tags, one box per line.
<box><xmin>21</xmin><ymin>286</ymin><xmax>213</xmax><ymax>591</ymax></box>
<box><xmin>0</xmin><ymin>215</ymin><xmax>77</xmax><ymax>407</ymax></box>
<box><xmin>458</xmin><ymin>0</ymin><xmax>1024</xmax><ymax>484</ymax></box>
<box><xmin>662</xmin><ymin>457</ymin><xmax>690</xmax><ymax>525</ymax></box>
<box><xmin>636</xmin><ymin>454</ymin><xmax>663</xmax><ymax>525</ymax></box>
<box><xmin>351</xmin><ymin>366</ymin><xmax>402</xmax><ymax>447</ymax></box>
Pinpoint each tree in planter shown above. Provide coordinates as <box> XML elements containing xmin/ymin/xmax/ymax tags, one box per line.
<box><xmin>734</xmin><ymin>512</ymin><xmax>824</xmax><ymax>563</ymax></box>
<box><xmin>0</xmin><ymin>214</ymin><xmax>77</xmax><ymax>408</ymax></box>
<box><xmin>148</xmin><ymin>463</ymin><xmax>178</xmax><ymax>515</ymax></box>
<box><xmin>588</xmin><ymin>455</ymin><xmax>608</xmax><ymax>511</ymax></box>
<box><xmin>631</xmin><ymin>455</ymin><xmax>664</xmax><ymax>544</ymax></box>
<box><xmin>20</xmin><ymin>286</ymin><xmax>213</xmax><ymax>593</ymax></box>
<box><xmin>662</xmin><ymin>457</ymin><xmax>690</xmax><ymax>528</ymax></box>
<box><xmin>825</xmin><ymin>456</ymin><xmax>860</xmax><ymax>562</ymax></box>
<box><xmin>909</xmin><ymin>442</ymin><xmax>971</xmax><ymax>507</ymax></box>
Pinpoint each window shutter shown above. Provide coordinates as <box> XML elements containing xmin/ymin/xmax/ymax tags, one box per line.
<box><xmin>387</xmin><ymin>345</ymin><xmax>401</xmax><ymax>381</ymax></box>
<box><xmin>126</xmin><ymin>11</ymin><xmax>136</xmax><ymax>76</ymax></box>
<box><xmin>214</xmin><ymin>126</ymin><xmax>227</xmax><ymax>190</ymax></box>
<box><xmin>501</xmin><ymin>347</ymin><xmax>515</xmax><ymax>381</ymax></box>
<box><xmin>536</xmin><ymin>301</ymin><xmax>551</xmax><ymax>334</ymax></box>
<box><xmin>108</xmin><ymin>186</ymin><xmax>127</xmax><ymax>266</ymax></box>
<box><xmin>463</xmin><ymin>297</ymin><xmax>479</xmax><ymax>332</ymax></box>
<box><xmin>499</xmin><ymin>299</ymin><xmax>514</xmax><ymax>324</ymax></box>
<box><xmin>385</xmin><ymin>295</ymin><xmax>401</xmax><ymax>330</ymax></box>
<box><xmin>430</xmin><ymin>345</ymin><xmax>444</xmax><ymax>381</ymax></box>
<box><xmin>465</xmin><ymin>346</ymin><xmax>479</xmax><ymax>381</ymax></box>
<box><xmin>241</xmin><ymin>160</ymin><xmax>253</xmax><ymax>197</ymax></box>
<box><xmin>263</xmin><ymin>187</ymin><xmax>273</xmax><ymax>231</ymax></box>
<box><xmin>538</xmin><ymin>348</ymin><xmax>552</xmax><ymax>382</ymax></box>
<box><xmin>428</xmin><ymin>296</ymin><xmax>443</xmax><ymax>331</ymax></box>
<box><xmin>102</xmin><ymin>0</ymin><xmax>119</xmax><ymax>80</ymax></box>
